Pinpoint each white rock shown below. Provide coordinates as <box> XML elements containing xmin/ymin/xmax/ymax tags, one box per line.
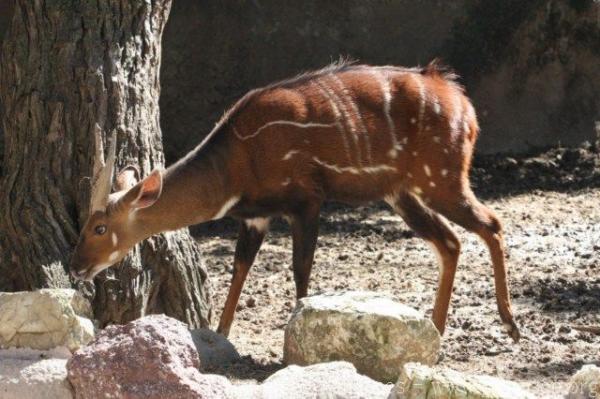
<box><xmin>567</xmin><ymin>364</ymin><xmax>600</xmax><ymax>399</ymax></box>
<box><xmin>0</xmin><ymin>348</ymin><xmax>73</xmax><ymax>399</ymax></box>
<box><xmin>284</xmin><ymin>291</ymin><xmax>440</xmax><ymax>382</ymax></box>
<box><xmin>231</xmin><ymin>361</ymin><xmax>391</xmax><ymax>399</ymax></box>
<box><xmin>0</xmin><ymin>289</ymin><xmax>94</xmax><ymax>352</ymax></box>
<box><xmin>389</xmin><ymin>362</ymin><xmax>535</xmax><ymax>399</ymax></box>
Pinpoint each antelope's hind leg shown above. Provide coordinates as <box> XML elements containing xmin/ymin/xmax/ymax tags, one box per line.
<box><xmin>217</xmin><ymin>219</ymin><xmax>267</xmax><ymax>337</ymax></box>
<box><xmin>432</xmin><ymin>189</ymin><xmax>520</xmax><ymax>342</ymax></box>
<box><xmin>388</xmin><ymin>191</ymin><xmax>461</xmax><ymax>336</ymax></box>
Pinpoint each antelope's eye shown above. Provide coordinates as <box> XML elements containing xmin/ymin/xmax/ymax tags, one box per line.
<box><xmin>94</xmin><ymin>225</ymin><xmax>107</xmax><ymax>235</ymax></box>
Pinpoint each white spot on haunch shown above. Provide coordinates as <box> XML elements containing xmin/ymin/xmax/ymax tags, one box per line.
<box><xmin>429</xmin><ymin>181</ymin><xmax>436</xmax><ymax>188</ymax></box>
<box><xmin>281</xmin><ymin>178</ymin><xmax>291</xmax><ymax>186</ymax></box>
<box><xmin>211</xmin><ymin>196</ymin><xmax>240</xmax><ymax>220</ymax></box>
<box><xmin>283</xmin><ymin>150</ymin><xmax>300</xmax><ymax>161</ymax></box>
<box><xmin>407</xmin><ymin>172</ymin><xmax>413</xmax><ymax>178</ymax></box>
<box><xmin>424</xmin><ymin>164</ymin><xmax>431</xmax><ymax>177</ymax></box>
<box><xmin>412</xmin><ymin>186</ymin><xmax>423</xmax><ymax>195</ymax></box>
<box><xmin>111</xmin><ymin>233</ymin><xmax>118</xmax><ymax>247</ymax></box>
<box><xmin>441</xmin><ymin>169</ymin><xmax>448</xmax><ymax>177</ymax></box>
<box><xmin>412</xmin><ymin>151</ymin><xmax>418</xmax><ymax>156</ymax></box>
<box><xmin>234</xmin><ymin>121</ymin><xmax>335</xmax><ymax>141</ymax></box>
<box><xmin>410</xmin><ymin>117</ymin><xmax>417</xmax><ymax>124</ymax></box>
<box><xmin>425</xmin><ymin>125</ymin><xmax>431</xmax><ymax>131</ymax></box>
<box><xmin>245</xmin><ymin>218</ymin><xmax>270</xmax><ymax>233</ymax></box>
<box><xmin>433</xmin><ymin>136</ymin><xmax>441</xmax><ymax>143</ymax></box>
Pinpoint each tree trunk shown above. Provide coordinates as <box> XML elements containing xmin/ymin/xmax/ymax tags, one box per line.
<box><xmin>0</xmin><ymin>0</ymin><xmax>212</xmax><ymax>328</ymax></box>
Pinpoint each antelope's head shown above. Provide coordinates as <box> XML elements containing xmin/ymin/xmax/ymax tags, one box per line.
<box><xmin>70</xmin><ymin>129</ymin><xmax>163</xmax><ymax>281</ymax></box>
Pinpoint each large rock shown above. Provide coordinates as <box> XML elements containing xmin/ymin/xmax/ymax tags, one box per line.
<box><xmin>567</xmin><ymin>364</ymin><xmax>600</xmax><ymax>399</ymax></box>
<box><xmin>0</xmin><ymin>348</ymin><xmax>73</xmax><ymax>399</ymax></box>
<box><xmin>0</xmin><ymin>289</ymin><xmax>94</xmax><ymax>352</ymax></box>
<box><xmin>284</xmin><ymin>291</ymin><xmax>440</xmax><ymax>383</ymax></box>
<box><xmin>389</xmin><ymin>363</ymin><xmax>535</xmax><ymax>399</ymax></box>
<box><xmin>234</xmin><ymin>361</ymin><xmax>392</xmax><ymax>399</ymax></box>
<box><xmin>67</xmin><ymin>314</ymin><xmax>232</xmax><ymax>399</ymax></box>
<box><xmin>190</xmin><ymin>328</ymin><xmax>241</xmax><ymax>371</ymax></box>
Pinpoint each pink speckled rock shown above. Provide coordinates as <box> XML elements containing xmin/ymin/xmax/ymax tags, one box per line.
<box><xmin>66</xmin><ymin>315</ymin><xmax>231</xmax><ymax>399</ymax></box>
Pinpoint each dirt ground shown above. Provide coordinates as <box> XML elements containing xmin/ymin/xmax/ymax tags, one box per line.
<box><xmin>193</xmin><ymin>144</ymin><xmax>600</xmax><ymax>398</ymax></box>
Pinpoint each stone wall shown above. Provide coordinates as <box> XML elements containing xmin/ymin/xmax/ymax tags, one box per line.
<box><xmin>1</xmin><ymin>0</ymin><xmax>598</xmax><ymax>162</ymax></box>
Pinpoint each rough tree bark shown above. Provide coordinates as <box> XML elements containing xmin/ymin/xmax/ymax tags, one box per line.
<box><xmin>0</xmin><ymin>0</ymin><xmax>212</xmax><ymax>328</ymax></box>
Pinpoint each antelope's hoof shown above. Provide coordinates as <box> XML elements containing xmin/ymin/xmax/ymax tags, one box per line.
<box><xmin>504</xmin><ymin>320</ymin><xmax>521</xmax><ymax>343</ymax></box>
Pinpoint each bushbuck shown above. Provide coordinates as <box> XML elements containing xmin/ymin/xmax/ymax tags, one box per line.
<box><xmin>70</xmin><ymin>60</ymin><xmax>520</xmax><ymax>342</ymax></box>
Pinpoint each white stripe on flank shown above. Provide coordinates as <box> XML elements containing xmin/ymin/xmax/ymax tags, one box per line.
<box><xmin>371</xmin><ymin>71</ymin><xmax>402</xmax><ymax>158</ymax></box>
<box><xmin>233</xmin><ymin>121</ymin><xmax>335</xmax><ymax>141</ymax></box>
<box><xmin>282</xmin><ymin>150</ymin><xmax>300</xmax><ymax>161</ymax></box>
<box><xmin>211</xmin><ymin>196</ymin><xmax>240</xmax><ymax>220</ymax></box>
<box><xmin>314</xmin><ymin>80</ymin><xmax>353</xmax><ymax>163</ymax></box>
<box><xmin>326</xmin><ymin>75</ymin><xmax>364</xmax><ymax>165</ymax></box>
<box><xmin>312</xmin><ymin>157</ymin><xmax>397</xmax><ymax>175</ymax></box>
<box><xmin>320</xmin><ymin>78</ymin><xmax>362</xmax><ymax>164</ymax></box>
<box><xmin>331</xmin><ymin>74</ymin><xmax>372</xmax><ymax>164</ymax></box>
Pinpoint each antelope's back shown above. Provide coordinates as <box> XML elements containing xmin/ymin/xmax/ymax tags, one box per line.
<box><xmin>230</xmin><ymin>63</ymin><xmax>479</xmax><ymax>204</ymax></box>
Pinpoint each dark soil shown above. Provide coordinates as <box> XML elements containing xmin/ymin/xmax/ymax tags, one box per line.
<box><xmin>193</xmin><ymin>144</ymin><xmax>600</xmax><ymax>398</ymax></box>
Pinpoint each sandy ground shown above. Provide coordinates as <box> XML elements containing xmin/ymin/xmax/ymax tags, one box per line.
<box><xmin>193</xmin><ymin>146</ymin><xmax>600</xmax><ymax>398</ymax></box>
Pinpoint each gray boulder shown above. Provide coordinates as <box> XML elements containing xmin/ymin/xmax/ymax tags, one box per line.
<box><xmin>190</xmin><ymin>328</ymin><xmax>241</xmax><ymax>371</ymax></box>
<box><xmin>389</xmin><ymin>363</ymin><xmax>536</xmax><ymax>399</ymax></box>
<box><xmin>0</xmin><ymin>289</ymin><xmax>94</xmax><ymax>352</ymax></box>
<box><xmin>284</xmin><ymin>291</ymin><xmax>440</xmax><ymax>383</ymax></box>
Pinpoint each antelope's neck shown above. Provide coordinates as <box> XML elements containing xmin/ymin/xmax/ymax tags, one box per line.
<box><xmin>136</xmin><ymin>144</ymin><xmax>236</xmax><ymax>237</ymax></box>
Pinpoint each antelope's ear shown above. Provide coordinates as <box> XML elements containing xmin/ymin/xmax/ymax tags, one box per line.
<box><xmin>115</xmin><ymin>165</ymin><xmax>140</xmax><ymax>191</ymax></box>
<box><xmin>122</xmin><ymin>169</ymin><xmax>163</xmax><ymax>209</ymax></box>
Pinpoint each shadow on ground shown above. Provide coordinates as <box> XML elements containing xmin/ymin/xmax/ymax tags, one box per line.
<box><xmin>203</xmin><ymin>356</ymin><xmax>285</xmax><ymax>382</ymax></box>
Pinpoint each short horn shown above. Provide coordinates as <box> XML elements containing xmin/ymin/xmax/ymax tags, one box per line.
<box><xmin>90</xmin><ymin>126</ymin><xmax>117</xmax><ymax>214</ymax></box>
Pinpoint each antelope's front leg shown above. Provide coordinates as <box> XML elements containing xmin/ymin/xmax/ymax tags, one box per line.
<box><xmin>217</xmin><ymin>219</ymin><xmax>267</xmax><ymax>337</ymax></box>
